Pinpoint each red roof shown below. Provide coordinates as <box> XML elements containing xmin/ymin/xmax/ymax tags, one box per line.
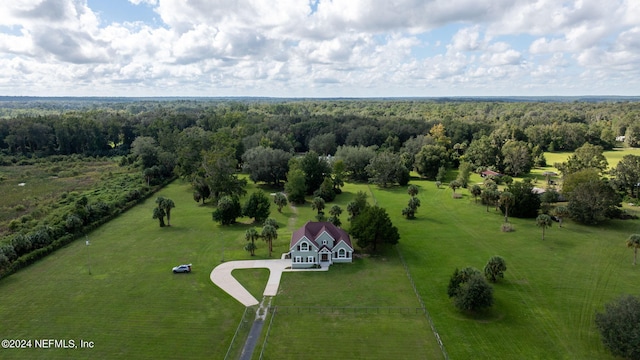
<box><xmin>290</xmin><ymin>221</ymin><xmax>352</xmax><ymax>250</ymax></box>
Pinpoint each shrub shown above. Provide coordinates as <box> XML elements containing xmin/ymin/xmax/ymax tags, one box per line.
<box><xmin>484</xmin><ymin>256</ymin><xmax>507</xmax><ymax>282</ymax></box>
<box><xmin>448</xmin><ymin>267</ymin><xmax>494</xmax><ymax>312</ymax></box>
<box><xmin>0</xmin><ymin>254</ymin><xmax>9</xmax><ymax>272</ymax></box>
<box><xmin>58</xmin><ymin>170</ymin><xmax>75</xmax><ymax>178</ymax></box>
<box><xmin>10</xmin><ymin>234</ymin><xmax>32</xmax><ymax>257</ymax></box>
<box><xmin>65</xmin><ymin>214</ymin><xmax>84</xmax><ymax>232</ymax></box>
<box><xmin>501</xmin><ymin>223</ymin><xmax>514</xmax><ymax>232</ymax></box>
<box><xmin>8</xmin><ymin>220</ymin><xmax>21</xmax><ymax>231</ymax></box>
<box><xmin>0</xmin><ymin>243</ymin><xmax>17</xmax><ymax>262</ymax></box>
<box><xmin>453</xmin><ymin>274</ymin><xmax>494</xmax><ymax>311</ymax></box>
<box><xmin>595</xmin><ymin>295</ymin><xmax>640</xmax><ymax>359</ymax></box>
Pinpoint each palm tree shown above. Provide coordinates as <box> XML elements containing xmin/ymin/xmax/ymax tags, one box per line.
<box><xmin>626</xmin><ymin>234</ymin><xmax>640</xmax><ymax>265</ymax></box>
<box><xmin>273</xmin><ymin>192</ymin><xmax>288</xmax><ymax>213</ymax></box>
<box><xmin>163</xmin><ymin>198</ymin><xmax>175</xmax><ymax>226</ymax></box>
<box><xmin>552</xmin><ymin>206</ymin><xmax>569</xmax><ymax>227</ymax></box>
<box><xmin>470</xmin><ymin>184</ymin><xmax>482</xmax><ymax>203</ymax></box>
<box><xmin>403</xmin><ymin>196</ymin><xmax>421</xmax><ymax>219</ymax></box>
<box><xmin>244</xmin><ymin>228</ymin><xmax>259</xmax><ymax>256</ymax></box>
<box><xmin>407</xmin><ymin>184</ymin><xmax>419</xmax><ymax>197</ymax></box>
<box><xmin>311</xmin><ymin>197</ymin><xmax>325</xmax><ymax>216</ymax></box>
<box><xmin>536</xmin><ymin>214</ymin><xmax>553</xmax><ymax>240</ymax></box>
<box><xmin>481</xmin><ymin>189</ymin><xmax>498</xmax><ymax>212</ymax></box>
<box><xmin>328</xmin><ymin>205</ymin><xmax>343</xmax><ymax>227</ymax></box>
<box><xmin>449</xmin><ymin>180</ymin><xmax>461</xmax><ymax>194</ymax></box>
<box><xmin>152</xmin><ymin>207</ymin><xmax>166</xmax><ymax>227</ymax></box>
<box><xmin>263</xmin><ymin>217</ymin><xmax>279</xmax><ymax>230</ymax></box>
<box><xmin>499</xmin><ymin>191</ymin><xmax>514</xmax><ymax>223</ymax></box>
<box><xmin>483</xmin><ymin>256</ymin><xmax>507</xmax><ymax>282</ymax></box>
<box><xmin>155</xmin><ymin>196</ymin><xmax>175</xmax><ymax>226</ymax></box>
<box><xmin>261</xmin><ymin>225</ymin><xmax>278</xmax><ymax>258</ymax></box>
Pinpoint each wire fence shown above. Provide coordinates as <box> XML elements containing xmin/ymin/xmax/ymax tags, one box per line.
<box><xmin>257</xmin><ymin>185</ymin><xmax>448</xmax><ymax>359</ymax></box>
<box><xmin>369</xmin><ymin>183</ymin><xmax>449</xmax><ymax>359</ymax></box>
<box><xmin>224</xmin><ymin>306</ymin><xmax>255</xmax><ymax>360</ymax></box>
<box><xmin>396</xmin><ymin>245</ymin><xmax>449</xmax><ymax>360</ymax></box>
<box><xmin>258</xmin><ymin>305</ymin><xmax>277</xmax><ymax>360</ymax></box>
<box><xmin>268</xmin><ymin>305</ymin><xmax>426</xmax><ymax>315</ymax></box>
<box><xmin>259</xmin><ymin>305</ymin><xmax>433</xmax><ymax>360</ymax></box>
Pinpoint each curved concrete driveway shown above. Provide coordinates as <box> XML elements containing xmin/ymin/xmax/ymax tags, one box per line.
<box><xmin>210</xmin><ymin>259</ymin><xmax>291</xmax><ymax>307</ymax></box>
<box><xmin>211</xmin><ymin>259</ymin><xmax>328</xmax><ymax>307</ymax></box>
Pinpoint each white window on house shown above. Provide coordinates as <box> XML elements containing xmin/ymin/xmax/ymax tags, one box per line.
<box><xmin>295</xmin><ymin>256</ymin><xmax>301</xmax><ymax>263</ymax></box>
<box><xmin>300</xmin><ymin>242</ymin><xmax>308</xmax><ymax>251</ymax></box>
<box><xmin>338</xmin><ymin>249</ymin><xmax>346</xmax><ymax>258</ymax></box>
<box><xmin>307</xmin><ymin>256</ymin><xmax>314</xmax><ymax>263</ymax></box>
<box><xmin>322</xmin><ymin>240</ymin><xmax>327</xmax><ymax>245</ymax></box>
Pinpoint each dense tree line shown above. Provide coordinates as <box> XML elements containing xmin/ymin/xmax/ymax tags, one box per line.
<box><xmin>2</xmin><ymin>98</ymin><xmax>640</xmax><ymax>227</ymax></box>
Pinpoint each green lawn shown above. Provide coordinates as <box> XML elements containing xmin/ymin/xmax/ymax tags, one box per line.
<box><xmin>544</xmin><ymin>147</ymin><xmax>640</xmax><ymax>171</ymax></box>
<box><xmin>2</xmin><ymin>166</ymin><xmax>639</xmax><ymax>359</ymax></box>
<box><xmin>374</xmin><ymin>179</ymin><xmax>640</xmax><ymax>359</ymax></box>
<box><xmin>263</xmin><ymin>254</ymin><xmax>444</xmax><ymax>360</ymax></box>
<box><xmin>0</xmin><ymin>180</ymin><xmax>246</xmax><ymax>359</ymax></box>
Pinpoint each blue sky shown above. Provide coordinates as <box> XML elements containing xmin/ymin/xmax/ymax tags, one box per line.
<box><xmin>0</xmin><ymin>0</ymin><xmax>638</xmax><ymax>97</ymax></box>
<box><xmin>88</xmin><ymin>0</ymin><xmax>153</xmax><ymax>24</ymax></box>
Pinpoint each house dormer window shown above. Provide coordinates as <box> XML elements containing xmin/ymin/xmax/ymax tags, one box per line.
<box><xmin>300</xmin><ymin>242</ymin><xmax>308</xmax><ymax>251</ymax></box>
<box><xmin>322</xmin><ymin>240</ymin><xmax>327</xmax><ymax>245</ymax></box>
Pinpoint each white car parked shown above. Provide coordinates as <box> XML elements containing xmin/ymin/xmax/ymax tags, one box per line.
<box><xmin>172</xmin><ymin>264</ymin><xmax>192</xmax><ymax>273</ymax></box>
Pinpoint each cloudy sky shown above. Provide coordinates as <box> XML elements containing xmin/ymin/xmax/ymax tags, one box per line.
<box><xmin>0</xmin><ymin>0</ymin><xmax>639</xmax><ymax>97</ymax></box>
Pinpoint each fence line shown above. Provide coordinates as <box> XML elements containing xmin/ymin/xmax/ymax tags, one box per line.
<box><xmin>396</xmin><ymin>245</ymin><xmax>449</xmax><ymax>360</ymax></box>
<box><xmin>268</xmin><ymin>305</ymin><xmax>426</xmax><ymax>315</ymax></box>
<box><xmin>369</xmin><ymin>184</ymin><xmax>449</xmax><ymax>358</ymax></box>
<box><xmin>224</xmin><ymin>306</ymin><xmax>253</xmax><ymax>360</ymax></box>
<box><xmin>258</xmin><ymin>306</ymin><xmax>277</xmax><ymax>360</ymax></box>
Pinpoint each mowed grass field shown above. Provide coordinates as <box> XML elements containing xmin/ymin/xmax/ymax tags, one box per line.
<box><xmin>261</xmin><ymin>257</ymin><xmax>443</xmax><ymax>360</ymax></box>
<box><xmin>2</xmin><ymin>146</ymin><xmax>640</xmax><ymax>359</ymax></box>
<box><xmin>376</xmin><ymin>181</ymin><xmax>640</xmax><ymax>359</ymax></box>
<box><xmin>0</xmin><ymin>180</ymin><xmax>251</xmax><ymax>359</ymax></box>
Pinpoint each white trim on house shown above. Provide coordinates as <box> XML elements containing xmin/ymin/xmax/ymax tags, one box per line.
<box><xmin>289</xmin><ymin>222</ymin><xmax>353</xmax><ymax>268</ymax></box>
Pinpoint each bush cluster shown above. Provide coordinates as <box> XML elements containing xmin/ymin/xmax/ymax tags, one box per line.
<box><xmin>0</xmin><ymin>173</ymin><xmax>174</xmax><ymax>279</ymax></box>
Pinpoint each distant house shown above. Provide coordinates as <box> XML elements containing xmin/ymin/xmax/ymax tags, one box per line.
<box><xmin>481</xmin><ymin>170</ymin><xmax>502</xmax><ymax>178</ymax></box>
<box><xmin>532</xmin><ymin>187</ymin><xmax>546</xmax><ymax>195</ymax></box>
<box><xmin>288</xmin><ymin>222</ymin><xmax>353</xmax><ymax>269</ymax></box>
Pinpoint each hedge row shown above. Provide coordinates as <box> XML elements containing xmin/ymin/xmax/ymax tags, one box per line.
<box><xmin>0</xmin><ymin>176</ymin><xmax>176</xmax><ymax>279</ymax></box>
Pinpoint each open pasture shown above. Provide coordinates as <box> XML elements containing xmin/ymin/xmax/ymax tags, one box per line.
<box><xmin>372</xmin><ymin>178</ymin><xmax>640</xmax><ymax>359</ymax></box>
<box><xmin>2</xmin><ymin>148</ymin><xmax>640</xmax><ymax>358</ymax></box>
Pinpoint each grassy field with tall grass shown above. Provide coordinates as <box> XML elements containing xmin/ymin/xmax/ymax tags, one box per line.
<box><xmin>0</xmin><ymin>157</ymin><xmax>127</xmax><ymax>232</ymax></box>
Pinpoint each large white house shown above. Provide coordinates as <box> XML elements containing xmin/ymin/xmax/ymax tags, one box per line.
<box><xmin>288</xmin><ymin>221</ymin><xmax>353</xmax><ymax>269</ymax></box>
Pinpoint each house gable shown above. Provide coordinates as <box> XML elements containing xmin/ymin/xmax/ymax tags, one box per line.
<box><xmin>289</xmin><ymin>221</ymin><xmax>353</xmax><ymax>268</ymax></box>
<box><xmin>315</xmin><ymin>231</ymin><xmax>335</xmax><ymax>249</ymax></box>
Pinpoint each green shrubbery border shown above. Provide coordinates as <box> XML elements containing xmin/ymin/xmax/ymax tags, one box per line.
<box><xmin>0</xmin><ymin>176</ymin><xmax>176</xmax><ymax>279</ymax></box>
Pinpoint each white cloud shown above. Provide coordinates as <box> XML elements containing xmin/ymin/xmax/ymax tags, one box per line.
<box><xmin>449</xmin><ymin>27</ymin><xmax>484</xmax><ymax>52</ymax></box>
<box><xmin>0</xmin><ymin>0</ymin><xmax>638</xmax><ymax>96</ymax></box>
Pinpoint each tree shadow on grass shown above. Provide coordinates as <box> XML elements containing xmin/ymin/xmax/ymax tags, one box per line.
<box><xmin>445</xmin><ymin>302</ymin><xmax>506</xmax><ymax>324</ymax></box>
<box><xmin>403</xmin><ymin>216</ymin><xmax>445</xmax><ymax>225</ymax></box>
<box><xmin>255</xmin><ymin>183</ymin><xmax>285</xmax><ymax>193</ymax></box>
